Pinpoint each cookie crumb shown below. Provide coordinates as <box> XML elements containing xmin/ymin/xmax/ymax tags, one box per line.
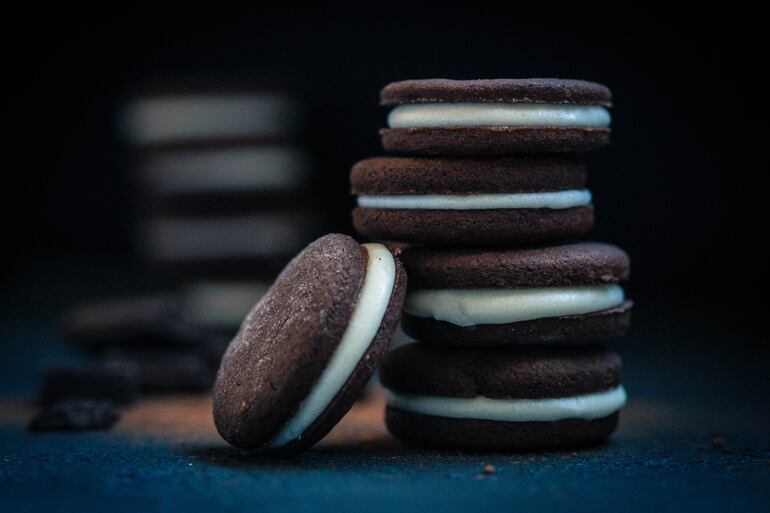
<box><xmin>483</xmin><ymin>464</ymin><xmax>495</xmax><ymax>475</ymax></box>
<box><xmin>711</xmin><ymin>437</ymin><xmax>725</xmax><ymax>449</ymax></box>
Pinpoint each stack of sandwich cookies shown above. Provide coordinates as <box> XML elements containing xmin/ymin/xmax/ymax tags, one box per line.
<box><xmin>120</xmin><ymin>78</ymin><xmax>323</xmax><ymax>334</ymax></box>
<box><xmin>351</xmin><ymin>78</ymin><xmax>631</xmax><ymax>451</ymax></box>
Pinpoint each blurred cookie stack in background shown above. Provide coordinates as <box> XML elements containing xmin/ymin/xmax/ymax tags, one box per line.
<box><xmin>351</xmin><ymin>79</ymin><xmax>633</xmax><ymax>451</ymax></box>
<box><xmin>32</xmin><ymin>77</ymin><xmax>324</xmax><ymax>428</ymax></box>
<box><xmin>120</xmin><ymin>77</ymin><xmax>323</xmax><ymax>334</ymax></box>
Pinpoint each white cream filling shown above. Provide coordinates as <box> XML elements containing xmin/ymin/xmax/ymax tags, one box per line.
<box><xmin>386</xmin><ymin>386</ymin><xmax>626</xmax><ymax>422</ymax></box>
<box><xmin>404</xmin><ymin>285</ymin><xmax>624</xmax><ymax>327</ymax></box>
<box><xmin>268</xmin><ymin>243</ymin><xmax>396</xmax><ymax>448</ymax></box>
<box><xmin>144</xmin><ymin>214</ymin><xmax>310</xmax><ymax>259</ymax></box>
<box><xmin>357</xmin><ymin>189</ymin><xmax>591</xmax><ymax>210</ymax></box>
<box><xmin>121</xmin><ymin>94</ymin><xmax>301</xmax><ymax>144</ymax></box>
<box><xmin>141</xmin><ymin>147</ymin><xmax>311</xmax><ymax>194</ymax></box>
<box><xmin>388</xmin><ymin>103</ymin><xmax>610</xmax><ymax>129</ymax></box>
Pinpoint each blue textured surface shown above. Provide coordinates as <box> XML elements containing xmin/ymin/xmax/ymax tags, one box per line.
<box><xmin>1</xmin><ymin>295</ymin><xmax>769</xmax><ymax>512</ymax></box>
<box><xmin>1</xmin><ymin>426</ymin><xmax>768</xmax><ymax>513</ymax></box>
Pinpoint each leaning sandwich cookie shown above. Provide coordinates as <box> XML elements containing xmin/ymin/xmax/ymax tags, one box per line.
<box><xmin>381</xmin><ymin>343</ymin><xmax>626</xmax><ymax>451</ymax></box>
<box><xmin>380</xmin><ymin>78</ymin><xmax>611</xmax><ymax>155</ymax></box>
<box><xmin>212</xmin><ymin>233</ymin><xmax>406</xmax><ymax>453</ymax></box>
<box><xmin>351</xmin><ymin>155</ymin><xmax>593</xmax><ymax>245</ymax></box>
<box><xmin>400</xmin><ymin>242</ymin><xmax>632</xmax><ymax>345</ymax></box>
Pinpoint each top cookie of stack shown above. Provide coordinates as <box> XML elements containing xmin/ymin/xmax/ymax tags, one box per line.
<box><xmin>380</xmin><ymin>78</ymin><xmax>611</xmax><ymax>155</ymax></box>
<box><xmin>352</xmin><ymin>78</ymin><xmax>611</xmax><ymax>245</ymax></box>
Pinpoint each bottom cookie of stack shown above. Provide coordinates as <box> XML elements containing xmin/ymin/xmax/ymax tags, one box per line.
<box><xmin>380</xmin><ymin>343</ymin><xmax>626</xmax><ymax>451</ymax></box>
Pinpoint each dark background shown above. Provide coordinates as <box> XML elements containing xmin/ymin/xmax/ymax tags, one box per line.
<box><xmin>2</xmin><ymin>9</ymin><xmax>769</xmax><ymax>511</ymax></box>
<box><xmin>3</xmin><ymin>7</ymin><xmax>763</xmax><ymax>328</ymax></box>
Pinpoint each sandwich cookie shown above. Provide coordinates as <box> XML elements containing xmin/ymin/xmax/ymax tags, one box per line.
<box><xmin>121</xmin><ymin>89</ymin><xmax>302</xmax><ymax>148</ymax></box>
<box><xmin>180</xmin><ymin>280</ymin><xmax>271</xmax><ymax>332</ymax></box>
<box><xmin>381</xmin><ymin>343</ymin><xmax>626</xmax><ymax>451</ymax></box>
<box><xmin>142</xmin><ymin>212</ymin><xmax>317</xmax><ymax>267</ymax></box>
<box><xmin>213</xmin><ymin>233</ymin><xmax>406</xmax><ymax>453</ymax></box>
<box><xmin>400</xmin><ymin>242</ymin><xmax>632</xmax><ymax>345</ymax></box>
<box><xmin>138</xmin><ymin>146</ymin><xmax>312</xmax><ymax>198</ymax></box>
<box><xmin>380</xmin><ymin>78</ymin><xmax>611</xmax><ymax>155</ymax></box>
<box><xmin>351</xmin><ymin>155</ymin><xmax>593</xmax><ymax>244</ymax></box>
